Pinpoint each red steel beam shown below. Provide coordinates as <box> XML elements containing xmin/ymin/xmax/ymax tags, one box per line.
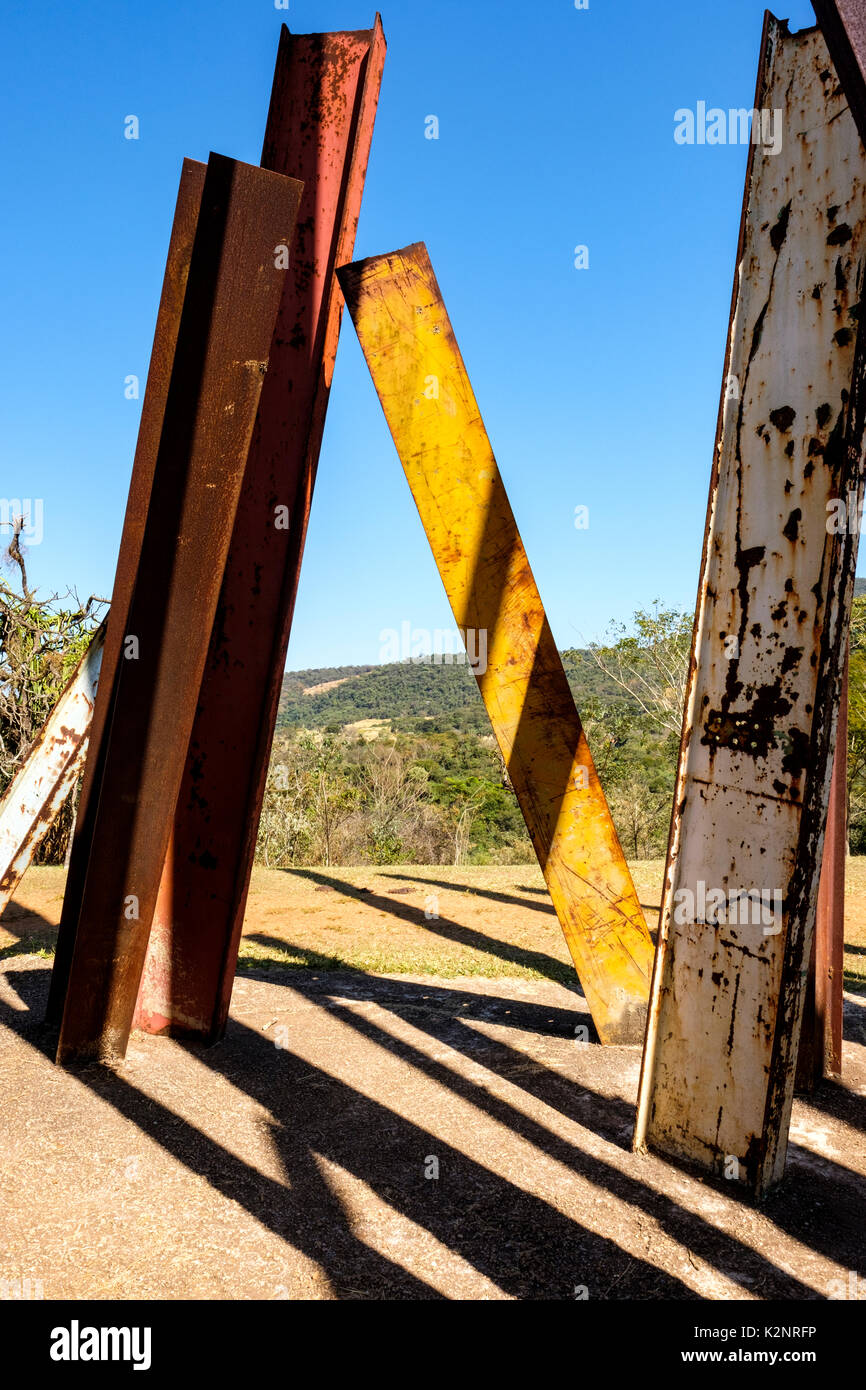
<box><xmin>46</xmin><ymin>158</ymin><xmax>207</xmax><ymax>1027</ymax></box>
<box><xmin>55</xmin><ymin>154</ymin><xmax>302</xmax><ymax>1063</ymax></box>
<box><xmin>817</xmin><ymin>649</ymin><xmax>847</xmax><ymax>1078</ymax></box>
<box><xmin>134</xmin><ymin>20</ymin><xmax>386</xmax><ymax>1040</ymax></box>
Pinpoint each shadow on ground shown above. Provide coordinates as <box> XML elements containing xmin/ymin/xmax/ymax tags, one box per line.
<box><xmin>1</xmin><ymin>958</ymin><xmax>863</xmax><ymax>1300</ymax></box>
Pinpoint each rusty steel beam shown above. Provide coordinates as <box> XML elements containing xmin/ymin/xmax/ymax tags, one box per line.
<box><xmin>796</xmin><ymin>648</ymin><xmax>847</xmax><ymax>1088</ymax></box>
<box><xmin>135</xmin><ymin>20</ymin><xmax>386</xmax><ymax>1040</ymax></box>
<box><xmin>337</xmin><ymin>243</ymin><xmax>655</xmax><ymax>1045</ymax></box>
<box><xmin>813</xmin><ymin>0</ymin><xmax>866</xmax><ymax>145</ymax></box>
<box><xmin>0</xmin><ymin>623</ymin><xmax>105</xmax><ymax>915</ymax></box>
<box><xmin>817</xmin><ymin>649</ymin><xmax>847</xmax><ymax>1077</ymax></box>
<box><xmin>54</xmin><ymin>154</ymin><xmax>302</xmax><ymax>1064</ymax></box>
<box><xmin>46</xmin><ymin>158</ymin><xmax>208</xmax><ymax>1028</ymax></box>
<box><xmin>634</xmin><ymin>16</ymin><xmax>866</xmax><ymax>1196</ymax></box>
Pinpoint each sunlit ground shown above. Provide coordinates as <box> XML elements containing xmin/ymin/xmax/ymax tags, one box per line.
<box><xmin>2</xmin><ymin>858</ymin><xmax>864</xmax><ymax>992</ymax></box>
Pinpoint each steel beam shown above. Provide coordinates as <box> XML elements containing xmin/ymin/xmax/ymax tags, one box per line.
<box><xmin>813</xmin><ymin>1</ymin><xmax>866</xmax><ymax>144</ymax></box>
<box><xmin>634</xmin><ymin>17</ymin><xmax>866</xmax><ymax>1196</ymax></box>
<box><xmin>46</xmin><ymin>158</ymin><xmax>208</xmax><ymax>1027</ymax></box>
<box><xmin>0</xmin><ymin>623</ymin><xmax>105</xmax><ymax>915</ymax></box>
<box><xmin>135</xmin><ymin>20</ymin><xmax>386</xmax><ymax>1040</ymax></box>
<box><xmin>817</xmin><ymin>650</ymin><xmax>847</xmax><ymax>1077</ymax></box>
<box><xmin>337</xmin><ymin>243</ymin><xmax>655</xmax><ymax>1045</ymax></box>
<box><xmin>795</xmin><ymin>647</ymin><xmax>847</xmax><ymax>1089</ymax></box>
<box><xmin>55</xmin><ymin>154</ymin><xmax>302</xmax><ymax>1064</ymax></box>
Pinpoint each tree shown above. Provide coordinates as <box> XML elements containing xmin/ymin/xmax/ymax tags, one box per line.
<box><xmin>357</xmin><ymin>741</ymin><xmax>431</xmax><ymax>864</ymax></box>
<box><xmin>587</xmin><ymin>603</ymin><xmax>692</xmax><ymax>737</ymax></box>
<box><xmin>0</xmin><ymin>516</ymin><xmax>105</xmax><ymax>794</ymax></box>
<box><xmin>607</xmin><ymin>772</ymin><xmax>672</xmax><ymax>860</ymax></box>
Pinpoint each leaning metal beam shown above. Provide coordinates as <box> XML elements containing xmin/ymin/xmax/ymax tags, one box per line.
<box><xmin>337</xmin><ymin>243</ymin><xmax>655</xmax><ymax>1045</ymax></box>
<box><xmin>634</xmin><ymin>16</ymin><xmax>866</xmax><ymax>1196</ymax></box>
<box><xmin>46</xmin><ymin>158</ymin><xmax>208</xmax><ymax>1028</ymax></box>
<box><xmin>55</xmin><ymin>154</ymin><xmax>302</xmax><ymax>1064</ymax></box>
<box><xmin>135</xmin><ymin>20</ymin><xmax>386</xmax><ymax>1040</ymax></box>
<box><xmin>0</xmin><ymin>623</ymin><xmax>105</xmax><ymax>915</ymax></box>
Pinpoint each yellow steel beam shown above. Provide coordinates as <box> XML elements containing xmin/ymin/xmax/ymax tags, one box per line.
<box><xmin>338</xmin><ymin>243</ymin><xmax>654</xmax><ymax>1044</ymax></box>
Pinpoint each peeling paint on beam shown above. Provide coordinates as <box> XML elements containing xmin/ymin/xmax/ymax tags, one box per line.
<box><xmin>634</xmin><ymin>17</ymin><xmax>866</xmax><ymax>1197</ymax></box>
<box><xmin>338</xmin><ymin>243</ymin><xmax>655</xmax><ymax>1045</ymax></box>
<box><xmin>0</xmin><ymin>624</ymin><xmax>104</xmax><ymax>915</ymax></box>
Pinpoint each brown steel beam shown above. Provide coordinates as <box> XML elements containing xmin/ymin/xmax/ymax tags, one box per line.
<box><xmin>46</xmin><ymin>158</ymin><xmax>208</xmax><ymax>1028</ymax></box>
<box><xmin>55</xmin><ymin>154</ymin><xmax>302</xmax><ymax>1063</ymax></box>
<box><xmin>134</xmin><ymin>20</ymin><xmax>386</xmax><ymax>1040</ymax></box>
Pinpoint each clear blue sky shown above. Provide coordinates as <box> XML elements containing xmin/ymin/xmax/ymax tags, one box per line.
<box><xmin>0</xmin><ymin>0</ymin><xmax>822</xmax><ymax>669</ymax></box>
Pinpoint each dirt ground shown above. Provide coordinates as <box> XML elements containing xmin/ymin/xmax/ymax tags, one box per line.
<box><xmin>0</xmin><ymin>862</ymin><xmax>864</xmax><ymax>1300</ymax></box>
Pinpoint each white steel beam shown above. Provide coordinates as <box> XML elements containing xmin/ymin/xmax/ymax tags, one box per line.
<box><xmin>634</xmin><ymin>16</ymin><xmax>866</xmax><ymax>1197</ymax></box>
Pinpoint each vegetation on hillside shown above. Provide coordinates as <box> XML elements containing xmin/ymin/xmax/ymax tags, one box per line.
<box><xmin>265</xmin><ymin>595</ymin><xmax>866</xmax><ymax>867</ymax></box>
<box><xmin>261</xmin><ymin>604</ymin><xmax>686</xmax><ymax>867</ymax></box>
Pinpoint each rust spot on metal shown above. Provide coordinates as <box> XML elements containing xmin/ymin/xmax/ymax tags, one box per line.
<box><xmin>770</xmin><ymin>405</ymin><xmax>796</xmax><ymax>431</ymax></box>
<box><xmin>827</xmin><ymin>221</ymin><xmax>853</xmax><ymax>244</ymax></box>
<box><xmin>783</xmin><ymin>507</ymin><xmax>802</xmax><ymax>541</ymax></box>
<box><xmin>770</xmin><ymin>201</ymin><xmax>792</xmax><ymax>251</ymax></box>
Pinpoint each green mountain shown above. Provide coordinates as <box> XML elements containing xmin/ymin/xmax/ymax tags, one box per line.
<box><xmin>277</xmin><ymin>650</ymin><xmax>628</xmax><ymax>733</ymax></box>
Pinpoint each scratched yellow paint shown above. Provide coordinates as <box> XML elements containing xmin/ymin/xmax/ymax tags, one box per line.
<box><xmin>337</xmin><ymin>244</ymin><xmax>654</xmax><ymax>1043</ymax></box>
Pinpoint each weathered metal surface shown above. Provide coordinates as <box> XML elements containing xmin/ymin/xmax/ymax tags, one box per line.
<box><xmin>634</xmin><ymin>18</ymin><xmax>866</xmax><ymax>1196</ymax></box>
<box><xmin>813</xmin><ymin>0</ymin><xmax>866</xmax><ymax>145</ymax></box>
<box><xmin>135</xmin><ymin>20</ymin><xmax>386</xmax><ymax>1040</ymax></box>
<box><xmin>0</xmin><ymin>623</ymin><xmax>105</xmax><ymax>915</ymax></box>
<box><xmin>795</xmin><ymin>646</ymin><xmax>847</xmax><ymax>1088</ymax></box>
<box><xmin>337</xmin><ymin>243</ymin><xmax>655</xmax><ymax>1045</ymax></box>
<box><xmin>55</xmin><ymin>154</ymin><xmax>302</xmax><ymax>1064</ymax></box>
<box><xmin>46</xmin><ymin>158</ymin><xmax>207</xmax><ymax>1027</ymax></box>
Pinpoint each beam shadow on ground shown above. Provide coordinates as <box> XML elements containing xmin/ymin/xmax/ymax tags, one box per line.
<box><xmin>0</xmin><ymin>966</ymin><xmax>697</xmax><ymax>1300</ymax></box>
<box><xmin>288</xmin><ymin>868</ymin><xmax>577</xmax><ymax>986</ymax></box>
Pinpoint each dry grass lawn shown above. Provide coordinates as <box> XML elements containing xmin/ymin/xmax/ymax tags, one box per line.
<box><xmin>1</xmin><ymin>858</ymin><xmax>863</xmax><ymax>992</ymax></box>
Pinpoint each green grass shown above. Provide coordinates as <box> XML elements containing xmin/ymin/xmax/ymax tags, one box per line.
<box><xmin>236</xmin><ymin>937</ymin><xmax>577</xmax><ymax>982</ymax></box>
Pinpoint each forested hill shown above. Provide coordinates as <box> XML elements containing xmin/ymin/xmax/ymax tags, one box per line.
<box><xmin>279</xmin><ymin>585</ymin><xmax>866</xmax><ymax>732</ymax></box>
<box><xmin>277</xmin><ymin>651</ymin><xmax>626</xmax><ymax>731</ymax></box>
